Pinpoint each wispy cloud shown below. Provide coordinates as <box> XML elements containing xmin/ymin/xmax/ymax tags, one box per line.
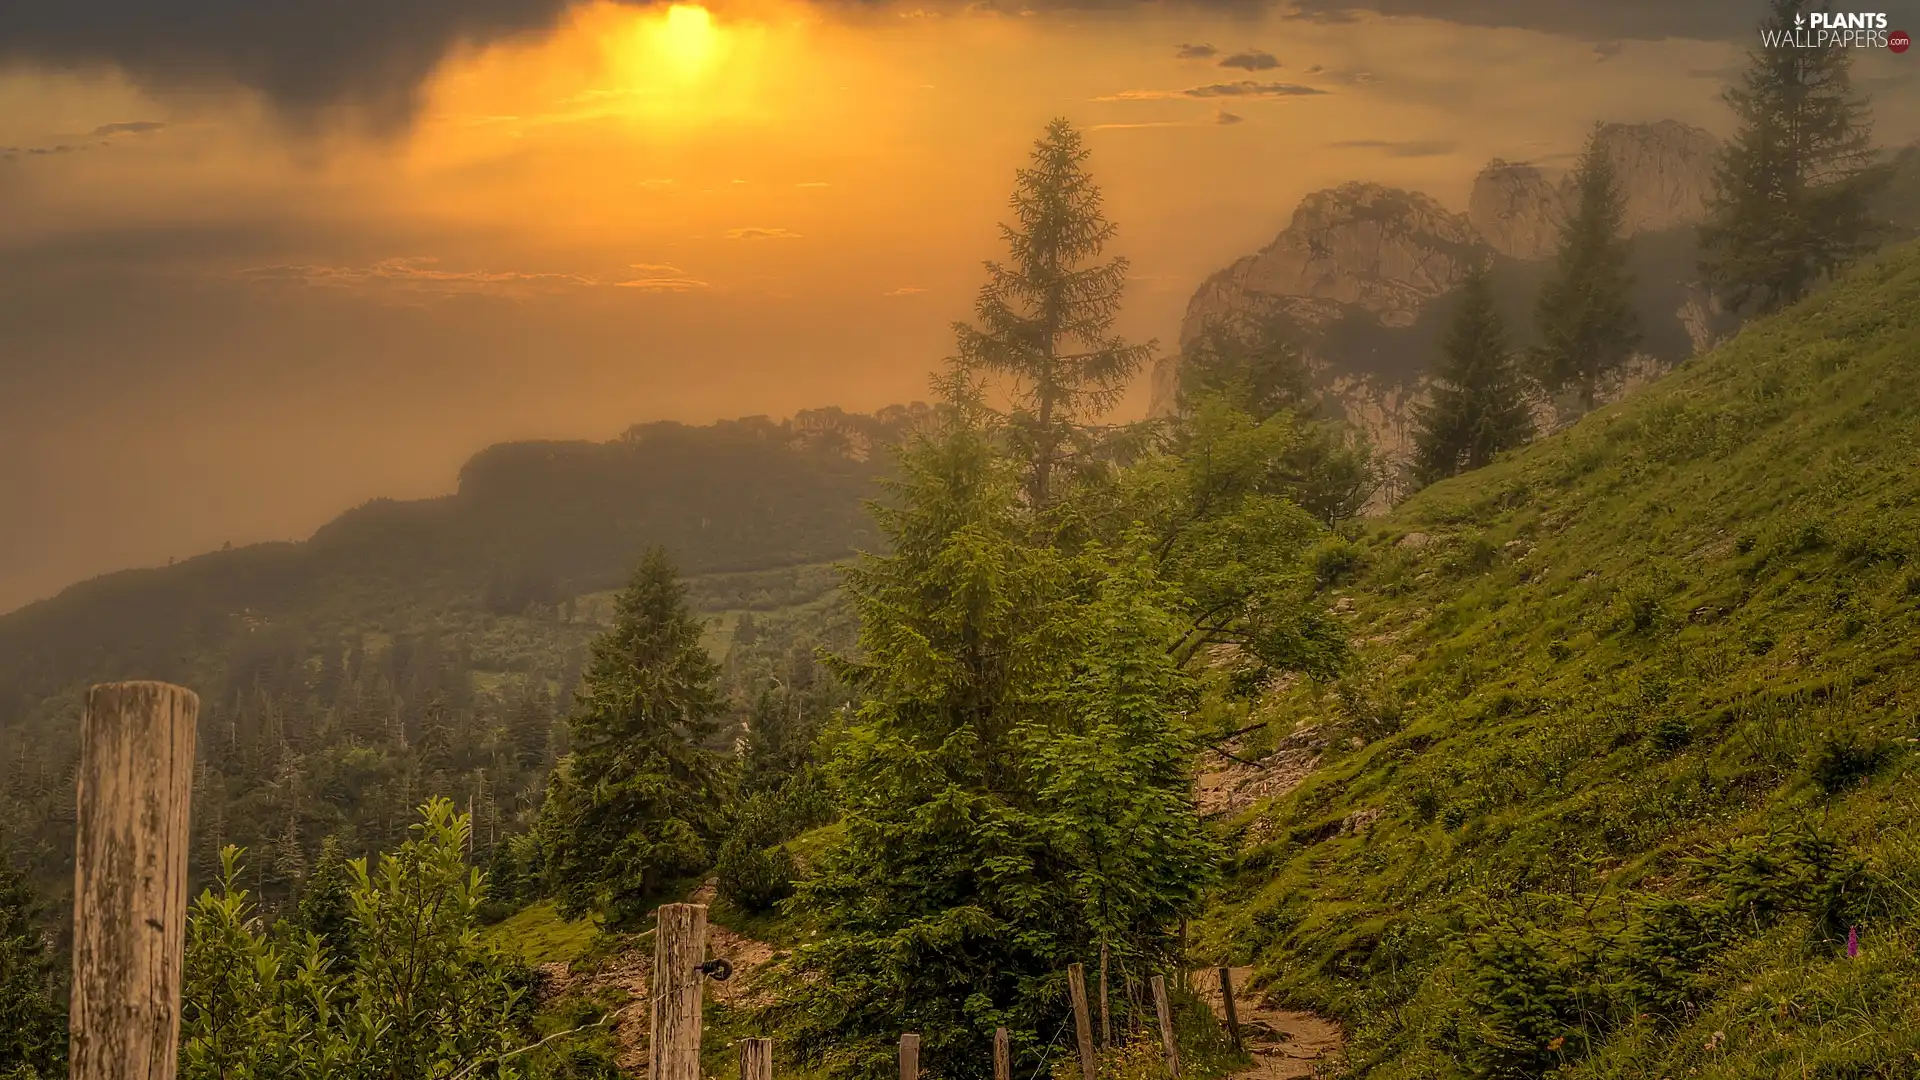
<box><xmin>1329</xmin><ymin>138</ymin><xmax>1457</xmax><ymax>158</ymax></box>
<box><xmin>1593</xmin><ymin>39</ymin><xmax>1625</xmax><ymax>61</ymax></box>
<box><xmin>1217</xmin><ymin>110</ymin><xmax>1245</xmax><ymax>125</ymax></box>
<box><xmin>1174</xmin><ymin>43</ymin><xmax>1217</xmax><ymax>59</ymax></box>
<box><xmin>616</xmin><ymin>264</ymin><xmax>710</xmax><ymax>291</ymax></box>
<box><xmin>1219</xmin><ymin>50</ymin><xmax>1279</xmax><ymax>71</ymax></box>
<box><xmin>91</xmin><ymin>120</ymin><xmax>166</xmax><ymax>136</ymax></box>
<box><xmin>883</xmin><ymin>286</ymin><xmax>926</xmax><ymax>296</ymax></box>
<box><xmin>724</xmin><ymin>227</ymin><xmax>803</xmax><ymax>240</ymax></box>
<box><xmin>1098</xmin><ymin>80</ymin><xmax>1327</xmax><ymax>101</ymax></box>
<box><xmin>232</xmin><ymin>257</ymin><xmax>709</xmax><ymax>298</ymax></box>
<box><xmin>796</xmin><ymin>181</ymin><xmax>830</xmax><ymax>188</ymax></box>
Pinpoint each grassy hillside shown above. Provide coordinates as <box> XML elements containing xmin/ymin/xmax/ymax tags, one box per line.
<box><xmin>1199</xmin><ymin>242</ymin><xmax>1920</xmax><ymax>1078</ymax></box>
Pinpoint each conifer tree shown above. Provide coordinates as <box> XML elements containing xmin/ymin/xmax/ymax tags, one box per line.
<box><xmin>954</xmin><ymin>118</ymin><xmax>1155</xmax><ymax>508</ymax></box>
<box><xmin>1699</xmin><ymin>0</ymin><xmax>1892</xmax><ymax>315</ymax></box>
<box><xmin>785</xmin><ymin>371</ymin><xmax>1218</xmax><ymax>1079</ymax></box>
<box><xmin>1177</xmin><ymin>308</ymin><xmax>1315</xmax><ymax>422</ymax></box>
<box><xmin>535</xmin><ymin>548</ymin><xmax>725</xmax><ymax>921</ymax></box>
<box><xmin>1532</xmin><ymin>126</ymin><xmax>1640</xmax><ymax>412</ymax></box>
<box><xmin>1413</xmin><ymin>263</ymin><xmax>1536</xmax><ymax>486</ymax></box>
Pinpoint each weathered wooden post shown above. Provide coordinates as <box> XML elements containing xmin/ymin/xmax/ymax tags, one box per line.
<box><xmin>1216</xmin><ymin>968</ymin><xmax>1242</xmax><ymax>1052</ymax></box>
<box><xmin>1150</xmin><ymin>975</ymin><xmax>1180</xmax><ymax>1079</ymax></box>
<box><xmin>993</xmin><ymin>1026</ymin><xmax>1010</xmax><ymax>1080</ymax></box>
<box><xmin>1097</xmin><ymin>945</ymin><xmax>1111</xmax><ymax>1049</ymax></box>
<box><xmin>740</xmin><ymin>1037</ymin><xmax>774</xmax><ymax>1080</ymax></box>
<box><xmin>1067</xmin><ymin>962</ymin><xmax>1097</xmax><ymax>1080</ymax></box>
<box><xmin>70</xmin><ymin>681</ymin><xmax>199</xmax><ymax>1080</ymax></box>
<box><xmin>651</xmin><ymin>903</ymin><xmax>708</xmax><ymax>1080</ymax></box>
<box><xmin>899</xmin><ymin>1033</ymin><xmax>920</xmax><ymax>1080</ymax></box>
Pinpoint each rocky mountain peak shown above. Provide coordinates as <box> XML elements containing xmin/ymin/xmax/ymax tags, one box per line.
<box><xmin>1467</xmin><ymin>121</ymin><xmax>1721</xmax><ymax>260</ymax></box>
<box><xmin>1181</xmin><ymin>181</ymin><xmax>1484</xmax><ymax>344</ymax></box>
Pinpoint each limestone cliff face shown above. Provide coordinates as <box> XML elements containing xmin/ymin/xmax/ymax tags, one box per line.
<box><xmin>1182</xmin><ymin>182</ymin><xmax>1484</xmax><ymax>344</ymax></box>
<box><xmin>1467</xmin><ymin>121</ymin><xmax>1722</xmax><ymax>261</ymax></box>
<box><xmin>1157</xmin><ymin>120</ymin><xmax>1730</xmax><ymax>484</ymax></box>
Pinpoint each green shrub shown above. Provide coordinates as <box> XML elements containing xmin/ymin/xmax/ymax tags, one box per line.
<box><xmin>1309</xmin><ymin>537</ymin><xmax>1368</xmax><ymax>588</ymax></box>
<box><xmin>1811</xmin><ymin>734</ymin><xmax>1896</xmax><ymax>794</ymax></box>
<box><xmin>715</xmin><ymin>837</ymin><xmax>797</xmax><ymax>913</ymax></box>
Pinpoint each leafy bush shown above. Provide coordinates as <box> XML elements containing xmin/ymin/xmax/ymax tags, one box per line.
<box><xmin>1308</xmin><ymin>537</ymin><xmax>1368</xmax><ymax>588</ymax></box>
<box><xmin>180</xmin><ymin>799</ymin><xmax>542</xmax><ymax>1080</ymax></box>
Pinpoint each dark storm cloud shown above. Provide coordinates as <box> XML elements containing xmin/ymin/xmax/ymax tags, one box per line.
<box><xmin>1175</xmin><ymin>42</ymin><xmax>1220</xmax><ymax>58</ymax></box>
<box><xmin>1329</xmin><ymin>137</ymin><xmax>1457</xmax><ymax>157</ymax></box>
<box><xmin>1218</xmin><ymin>49</ymin><xmax>1280</xmax><ymax>70</ymax></box>
<box><xmin>1283</xmin><ymin>0</ymin><xmax>1759</xmax><ymax>42</ymax></box>
<box><xmin>0</xmin><ymin>0</ymin><xmax>620</xmax><ymax>128</ymax></box>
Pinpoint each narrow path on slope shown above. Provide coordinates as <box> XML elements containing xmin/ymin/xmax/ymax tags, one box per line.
<box><xmin>1192</xmin><ymin>724</ymin><xmax>1346</xmax><ymax>1079</ymax></box>
<box><xmin>537</xmin><ymin>880</ymin><xmax>778</xmax><ymax>1074</ymax></box>
<box><xmin>1192</xmin><ymin>968</ymin><xmax>1344</xmax><ymax>1080</ymax></box>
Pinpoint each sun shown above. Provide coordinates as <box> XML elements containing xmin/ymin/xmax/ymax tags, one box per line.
<box><xmin>660</xmin><ymin>5</ymin><xmax>717</xmax><ymax>70</ymax></box>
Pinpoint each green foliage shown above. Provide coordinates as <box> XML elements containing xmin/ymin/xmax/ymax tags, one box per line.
<box><xmin>780</xmin><ymin>392</ymin><xmax>1224</xmax><ymax>1080</ymax></box>
<box><xmin>716</xmin><ymin>772</ymin><xmax>832</xmax><ymax>913</ymax></box>
<box><xmin>1414</xmin><ymin>263</ymin><xmax>1536</xmax><ymax>486</ymax></box>
<box><xmin>1123</xmin><ymin>397</ymin><xmax>1350</xmax><ymax>692</ymax></box>
<box><xmin>181</xmin><ymin>799</ymin><xmax>535</xmax><ymax>1080</ymax></box>
<box><xmin>537</xmin><ymin>549</ymin><xmax>727</xmax><ymax>923</ymax></box>
<box><xmin>1530</xmin><ymin>125</ymin><xmax>1640</xmax><ymax>412</ymax></box>
<box><xmin>1177</xmin><ymin>308</ymin><xmax>1315</xmax><ymax>423</ymax></box>
<box><xmin>952</xmin><ymin>118</ymin><xmax>1155</xmax><ymax>507</ymax></box>
<box><xmin>1701</xmin><ymin>0</ymin><xmax>1894</xmax><ymax>315</ymax></box>
<box><xmin>1197</xmin><ymin>242</ymin><xmax>1920</xmax><ymax>1080</ymax></box>
<box><xmin>0</xmin><ymin>859</ymin><xmax>65</xmax><ymax>1079</ymax></box>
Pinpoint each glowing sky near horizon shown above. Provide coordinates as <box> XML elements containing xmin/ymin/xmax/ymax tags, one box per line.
<box><xmin>1</xmin><ymin>0</ymin><xmax>1916</xmax><ymax>612</ymax></box>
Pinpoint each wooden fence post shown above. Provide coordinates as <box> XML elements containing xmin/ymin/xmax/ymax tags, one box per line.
<box><xmin>70</xmin><ymin>681</ymin><xmax>199</xmax><ymax>1080</ymax></box>
<box><xmin>740</xmin><ymin>1037</ymin><xmax>773</xmax><ymax>1080</ymax></box>
<box><xmin>1150</xmin><ymin>975</ymin><xmax>1180</xmax><ymax>1079</ymax></box>
<box><xmin>1217</xmin><ymin>968</ymin><xmax>1241</xmax><ymax>1052</ymax></box>
<box><xmin>1097</xmin><ymin>945</ymin><xmax>1111</xmax><ymax>1049</ymax></box>
<box><xmin>1067</xmin><ymin>962</ymin><xmax>1097</xmax><ymax>1080</ymax></box>
<box><xmin>993</xmin><ymin>1026</ymin><xmax>1010</xmax><ymax>1080</ymax></box>
<box><xmin>899</xmin><ymin>1033</ymin><xmax>920</xmax><ymax>1080</ymax></box>
<box><xmin>651</xmin><ymin>903</ymin><xmax>708</xmax><ymax>1080</ymax></box>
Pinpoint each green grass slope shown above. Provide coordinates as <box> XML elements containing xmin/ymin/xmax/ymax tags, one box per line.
<box><xmin>1200</xmin><ymin>243</ymin><xmax>1920</xmax><ymax>1079</ymax></box>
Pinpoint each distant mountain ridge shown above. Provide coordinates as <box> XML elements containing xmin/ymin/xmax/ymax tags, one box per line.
<box><xmin>0</xmin><ymin>408</ymin><xmax>913</xmax><ymax>725</ymax></box>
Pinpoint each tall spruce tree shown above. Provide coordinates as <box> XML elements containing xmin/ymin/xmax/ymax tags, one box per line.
<box><xmin>535</xmin><ymin>548</ymin><xmax>725</xmax><ymax>921</ymax></box>
<box><xmin>1699</xmin><ymin>0</ymin><xmax>1892</xmax><ymax>315</ymax></box>
<box><xmin>1413</xmin><ymin>263</ymin><xmax>1536</xmax><ymax>486</ymax></box>
<box><xmin>783</xmin><ymin>370</ymin><xmax>1219</xmax><ymax>1080</ymax></box>
<box><xmin>1531</xmin><ymin>126</ymin><xmax>1640</xmax><ymax>412</ymax></box>
<box><xmin>954</xmin><ymin>118</ymin><xmax>1155</xmax><ymax>508</ymax></box>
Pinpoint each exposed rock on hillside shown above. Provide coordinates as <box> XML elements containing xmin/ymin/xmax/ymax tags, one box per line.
<box><xmin>1157</xmin><ymin>120</ymin><xmax>1732</xmax><ymax>483</ymax></box>
<box><xmin>1468</xmin><ymin>121</ymin><xmax>1721</xmax><ymax>260</ymax></box>
<box><xmin>1183</xmin><ymin>183</ymin><xmax>1484</xmax><ymax>339</ymax></box>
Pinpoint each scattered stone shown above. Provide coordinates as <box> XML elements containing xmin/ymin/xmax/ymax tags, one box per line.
<box><xmin>1339</xmin><ymin>807</ymin><xmax>1384</xmax><ymax>836</ymax></box>
<box><xmin>1333</xmin><ymin>597</ymin><xmax>1356</xmax><ymax>613</ymax></box>
<box><xmin>1398</xmin><ymin>532</ymin><xmax>1434</xmax><ymax>550</ymax></box>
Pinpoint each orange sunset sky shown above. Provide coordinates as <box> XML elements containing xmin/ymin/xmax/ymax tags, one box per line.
<box><xmin>2</xmin><ymin>0</ymin><xmax>1916</xmax><ymax>611</ymax></box>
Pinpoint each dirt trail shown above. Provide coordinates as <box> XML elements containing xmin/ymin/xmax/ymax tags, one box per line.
<box><xmin>537</xmin><ymin>881</ymin><xmax>779</xmax><ymax>1073</ymax></box>
<box><xmin>1191</xmin><ymin>726</ymin><xmax>1345</xmax><ymax>1079</ymax></box>
<box><xmin>1191</xmin><ymin>968</ymin><xmax>1344</xmax><ymax>1080</ymax></box>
